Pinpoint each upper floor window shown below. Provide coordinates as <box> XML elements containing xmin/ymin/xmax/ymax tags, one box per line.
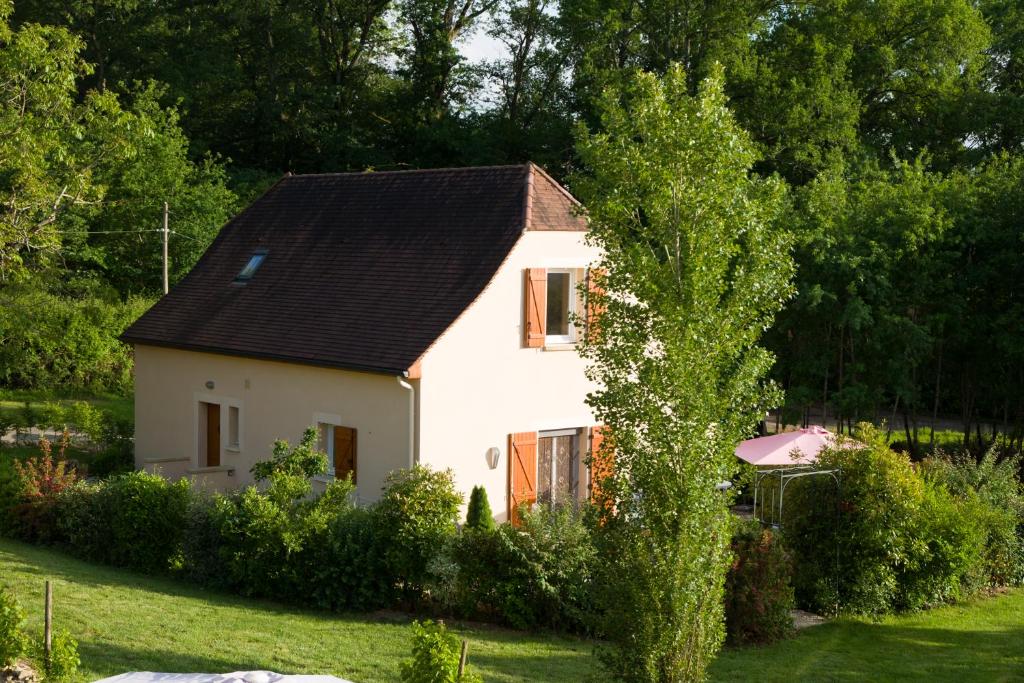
<box><xmin>545</xmin><ymin>270</ymin><xmax>575</xmax><ymax>344</ymax></box>
<box><xmin>525</xmin><ymin>267</ymin><xmax>589</xmax><ymax>348</ymax></box>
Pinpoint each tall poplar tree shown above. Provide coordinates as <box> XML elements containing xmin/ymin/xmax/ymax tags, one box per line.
<box><xmin>573</xmin><ymin>64</ymin><xmax>793</xmax><ymax>681</ymax></box>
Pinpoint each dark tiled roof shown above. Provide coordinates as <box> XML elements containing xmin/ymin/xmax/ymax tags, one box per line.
<box><xmin>122</xmin><ymin>163</ymin><xmax>585</xmax><ymax>375</ymax></box>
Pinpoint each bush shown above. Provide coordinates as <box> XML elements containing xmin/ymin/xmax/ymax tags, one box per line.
<box><xmin>100</xmin><ymin>472</ymin><xmax>190</xmax><ymax>572</ymax></box>
<box><xmin>39</xmin><ymin>629</ymin><xmax>80</xmax><ymax>682</ymax></box>
<box><xmin>464</xmin><ymin>486</ymin><xmax>495</xmax><ymax>533</ymax></box>
<box><xmin>180</xmin><ymin>493</ymin><xmax>233</xmax><ymax>588</ymax></box>
<box><xmin>0</xmin><ymin>587</ymin><xmax>80</xmax><ymax>681</ymax></box>
<box><xmin>399</xmin><ymin>620</ymin><xmax>482</xmax><ymax>683</ymax></box>
<box><xmin>196</xmin><ymin>429</ymin><xmax>347</xmax><ymax>600</ymax></box>
<box><xmin>0</xmin><ymin>586</ymin><xmax>28</xmax><ymax>667</ymax></box>
<box><xmin>923</xmin><ymin>450</ymin><xmax>1024</xmax><ymax>588</ymax></box>
<box><xmin>724</xmin><ymin>522</ymin><xmax>794</xmax><ymax>645</ymax></box>
<box><xmin>305</xmin><ymin>505</ymin><xmax>393</xmax><ymax>611</ymax></box>
<box><xmin>57</xmin><ymin>472</ymin><xmax>190</xmax><ymax>573</ymax></box>
<box><xmin>3</xmin><ymin>442</ymin><xmax>80</xmax><ymax>543</ymax></box>
<box><xmin>784</xmin><ymin>424</ymin><xmax>985</xmax><ymax>614</ymax></box>
<box><xmin>447</xmin><ymin>504</ymin><xmax>597</xmax><ymax>631</ymax></box>
<box><xmin>376</xmin><ymin>466</ymin><xmax>462</xmax><ymax>601</ymax></box>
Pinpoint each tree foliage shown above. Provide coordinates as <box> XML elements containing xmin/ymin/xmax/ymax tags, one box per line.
<box><xmin>573</xmin><ymin>64</ymin><xmax>793</xmax><ymax>681</ymax></box>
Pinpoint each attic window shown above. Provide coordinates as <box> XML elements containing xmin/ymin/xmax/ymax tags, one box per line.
<box><xmin>235</xmin><ymin>251</ymin><xmax>267</xmax><ymax>282</ymax></box>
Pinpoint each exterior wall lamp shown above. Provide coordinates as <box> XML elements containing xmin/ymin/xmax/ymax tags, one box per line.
<box><xmin>486</xmin><ymin>447</ymin><xmax>501</xmax><ymax>470</ymax></box>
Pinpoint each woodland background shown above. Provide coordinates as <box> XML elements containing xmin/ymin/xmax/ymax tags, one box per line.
<box><xmin>1</xmin><ymin>0</ymin><xmax>1023</xmax><ymax>454</ymax></box>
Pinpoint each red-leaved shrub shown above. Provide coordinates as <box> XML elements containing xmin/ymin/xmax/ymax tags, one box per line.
<box><xmin>724</xmin><ymin>522</ymin><xmax>795</xmax><ymax>645</ymax></box>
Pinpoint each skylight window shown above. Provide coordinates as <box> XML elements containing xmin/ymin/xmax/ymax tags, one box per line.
<box><xmin>235</xmin><ymin>251</ymin><xmax>267</xmax><ymax>282</ymax></box>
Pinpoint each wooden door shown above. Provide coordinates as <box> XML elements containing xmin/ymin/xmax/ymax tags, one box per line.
<box><xmin>333</xmin><ymin>426</ymin><xmax>357</xmax><ymax>483</ymax></box>
<box><xmin>206</xmin><ymin>402</ymin><xmax>220</xmax><ymax>467</ymax></box>
<box><xmin>508</xmin><ymin>431</ymin><xmax>538</xmax><ymax>525</ymax></box>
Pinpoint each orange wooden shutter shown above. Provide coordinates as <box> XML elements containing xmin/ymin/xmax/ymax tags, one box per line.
<box><xmin>508</xmin><ymin>431</ymin><xmax>538</xmax><ymax>524</ymax></box>
<box><xmin>524</xmin><ymin>268</ymin><xmax>547</xmax><ymax>347</ymax></box>
<box><xmin>586</xmin><ymin>268</ymin><xmax>606</xmax><ymax>343</ymax></box>
<box><xmin>589</xmin><ymin>425</ymin><xmax>613</xmax><ymax>505</ymax></box>
<box><xmin>333</xmin><ymin>426</ymin><xmax>357</xmax><ymax>484</ymax></box>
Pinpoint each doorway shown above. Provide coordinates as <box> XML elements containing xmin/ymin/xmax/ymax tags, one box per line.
<box><xmin>199</xmin><ymin>401</ymin><xmax>221</xmax><ymax>467</ymax></box>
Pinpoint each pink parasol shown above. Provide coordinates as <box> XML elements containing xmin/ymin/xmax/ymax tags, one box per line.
<box><xmin>735</xmin><ymin>426</ymin><xmax>841</xmax><ymax>466</ymax></box>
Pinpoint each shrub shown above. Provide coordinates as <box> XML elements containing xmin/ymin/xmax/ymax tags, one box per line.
<box><xmin>190</xmin><ymin>432</ymin><xmax>353</xmax><ymax>601</ymax></box>
<box><xmin>448</xmin><ymin>504</ymin><xmax>597</xmax><ymax>631</ymax></box>
<box><xmin>210</xmin><ymin>485</ymin><xmax>302</xmax><ymax>598</ymax></box>
<box><xmin>306</xmin><ymin>505</ymin><xmax>393</xmax><ymax>611</ymax></box>
<box><xmin>464</xmin><ymin>486</ymin><xmax>495</xmax><ymax>533</ymax></box>
<box><xmin>399</xmin><ymin>620</ymin><xmax>482</xmax><ymax>683</ymax></box>
<box><xmin>0</xmin><ymin>586</ymin><xmax>28</xmax><ymax>667</ymax></box>
<box><xmin>56</xmin><ymin>472</ymin><xmax>190</xmax><ymax>573</ymax></box>
<box><xmin>923</xmin><ymin>450</ymin><xmax>1024</xmax><ymax>588</ymax></box>
<box><xmin>724</xmin><ymin>522</ymin><xmax>794</xmax><ymax>645</ymax></box>
<box><xmin>376</xmin><ymin>466</ymin><xmax>462</xmax><ymax>601</ymax></box>
<box><xmin>0</xmin><ymin>587</ymin><xmax>80</xmax><ymax>681</ymax></box>
<box><xmin>40</xmin><ymin>629</ymin><xmax>80</xmax><ymax>682</ymax></box>
<box><xmin>180</xmin><ymin>493</ymin><xmax>233</xmax><ymax>588</ymax></box>
<box><xmin>4</xmin><ymin>441</ymin><xmax>80</xmax><ymax>543</ymax></box>
<box><xmin>99</xmin><ymin>472</ymin><xmax>190</xmax><ymax>572</ymax></box>
<box><xmin>785</xmin><ymin>424</ymin><xmax>984</xmax><ymax>614</ymax></box>
<box><xmin>64</xmin><ymin>401</ymin><xmax>105</xmax><ymax>447</ymax></box>
<box><xmin>250</xmin><ymin>426</ymin><xmax>327</xmax><ymax>485</ymax></box>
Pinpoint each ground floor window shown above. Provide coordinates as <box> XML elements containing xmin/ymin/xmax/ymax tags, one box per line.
<box><xmin>227</xmin><ymin>405</ymin><xmax>240</xmax><ymax>449</ymax></box>
<box><xmin>318</xmin><ymin>422</ymin><xmax>357</xmax><ymax>483</ymax></box>
<box><xmin>537</xmin><ymin>428</ymin><xmax>580</xmax><ymax>504</ymax></box>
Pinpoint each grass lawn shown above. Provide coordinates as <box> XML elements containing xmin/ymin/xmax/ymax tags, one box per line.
<box><xmin>711</xmin><ymin>594</ymin><xmax>1024</xmax><ymax>682</ymax></box>
<box><xmin>0</xmin><ymin>390</ymin><xmax>134</xmax><ymax>425</ymax></box>
<box><xmin>1</xmin><ymin>539</ymin><xmax>1022</xmax><ymax>682</ymax></box>
<box><xmin>0</xmin><ymin>539</ymin><xmax>598</xmax><ymax>683</ymax></box>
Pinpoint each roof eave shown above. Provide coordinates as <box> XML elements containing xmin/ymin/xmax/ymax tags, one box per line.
<box><xmin>123</xmin><ymin>337</ymin><xmax>412</xmax><ymax>378</ymax></box>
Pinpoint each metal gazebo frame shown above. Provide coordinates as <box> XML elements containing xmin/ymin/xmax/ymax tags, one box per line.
<box><xmin>751</xmin><ymin>463</ymin><xmax>843</xmax><ymax>613</ymax></box>
<box><xmin>752</xmin><ymin>464</ymin><xmax>841</xmax><ymax>529</ymax></box>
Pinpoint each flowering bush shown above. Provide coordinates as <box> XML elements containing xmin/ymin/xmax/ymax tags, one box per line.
<box><xmin>2</xmin><ymin>435</ymin><xmax>80</xmax><ymax>542</ymax></box>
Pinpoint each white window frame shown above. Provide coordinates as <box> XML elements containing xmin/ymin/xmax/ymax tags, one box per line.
<box><xmin>545</xmin><ymin>269</ymin><xmax>576</xmax><ymax>344</ymax></box>
<box><xmin>314</xmin><ymin>412</ymin><xmax>343</xmax><ymax>478</ymax></box>
<box><xmin>227</xmin><ymin>405</ymin><xmax>241</xmax><ymax>450</ymax></box>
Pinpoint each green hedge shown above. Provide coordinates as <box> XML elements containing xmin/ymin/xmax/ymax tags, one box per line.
<box><xmin>5</xmin><ymin>430</ymin><xmax>1016</xmax><ymax>636</ymax></box>
<box><xmin>783</xmin><ymin>425</ymin><xmax>1021</xmax><ymax>615</ymax></box>
<box><xmin>55</xmin><ymin>473</ymin><xmax>191</xmax><ymax>573</ymax></box>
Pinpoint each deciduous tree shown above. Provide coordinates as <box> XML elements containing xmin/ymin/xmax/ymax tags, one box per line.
<box><xmin>573</xmin><ymin>64</ymin><xmax>793</xmax><ymax>681</ymax></box>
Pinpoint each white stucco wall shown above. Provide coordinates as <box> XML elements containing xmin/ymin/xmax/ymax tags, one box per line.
<box><xmin>133</xmin><ymin>344</ymin><xmax>412</xmax><ymax>502</ymax></box>
<box><xmin>416</xmin><ymin>230</ymin><xmax>601</xmax><ymax>521</ymax></box>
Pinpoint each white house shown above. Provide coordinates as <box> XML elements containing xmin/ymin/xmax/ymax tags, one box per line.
<box><xmin>122</xmin><ymin>163</ymin><xmax>603</xmax><ymax>521</ymax></box>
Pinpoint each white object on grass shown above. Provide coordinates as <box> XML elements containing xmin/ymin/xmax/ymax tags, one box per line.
<box><xmin>92</xmin><ymin>672</ymin><xmax>354</xmax><ymax>683</ymax></box>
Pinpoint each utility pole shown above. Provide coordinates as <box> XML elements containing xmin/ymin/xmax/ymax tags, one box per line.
<box><xmin>162</xmin><ymin>201</ymin><xmax>169</xmax><ymax>295</ymax></box>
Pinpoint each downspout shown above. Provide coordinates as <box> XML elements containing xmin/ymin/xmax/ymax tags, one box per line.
<box><xmin>397</xmin><ymin>376</ymin><xmax>416</xmax><ymax>468</ymax></box>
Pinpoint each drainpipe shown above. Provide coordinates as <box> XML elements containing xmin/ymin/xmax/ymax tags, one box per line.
<box><xmin>397</xmin><ymin>376</ymin><xmax>416</xmax><ymax>468</ymax></box>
